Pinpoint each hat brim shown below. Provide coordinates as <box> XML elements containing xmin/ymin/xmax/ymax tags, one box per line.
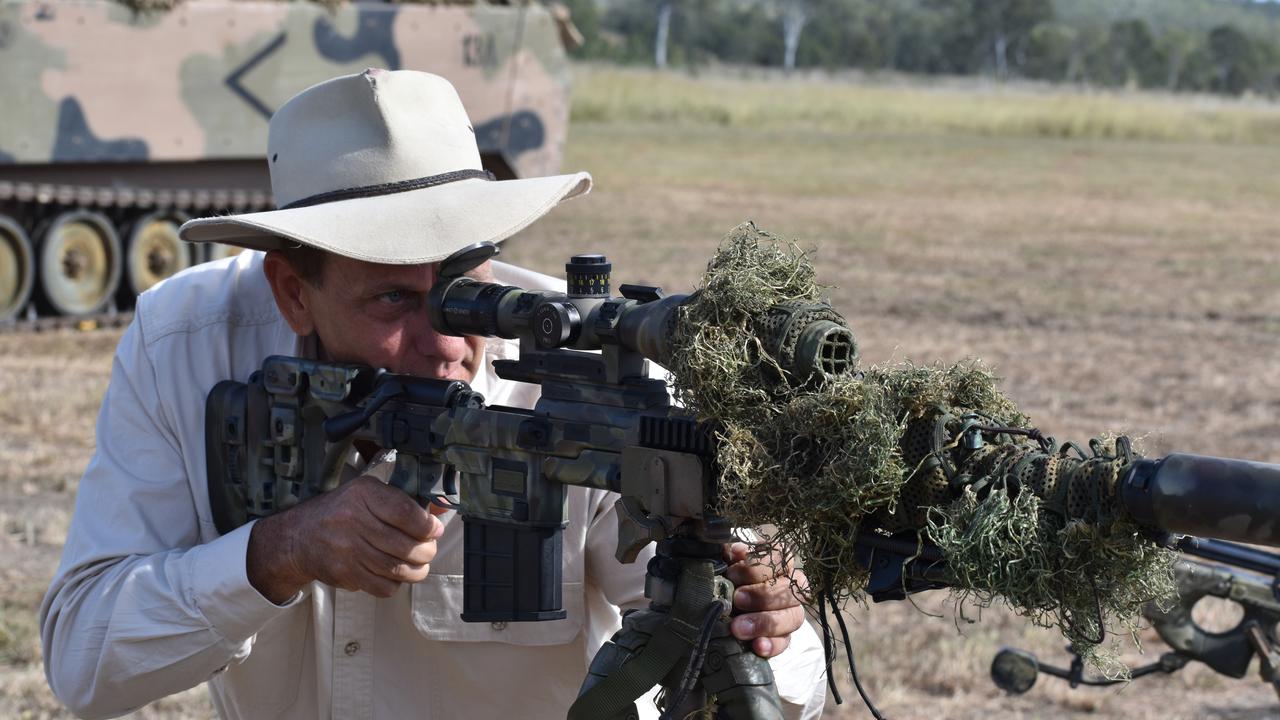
<box><xmin>179</xmin><ymin>172</ymin><xmax>592</xmax><ymax>264</ymax></box>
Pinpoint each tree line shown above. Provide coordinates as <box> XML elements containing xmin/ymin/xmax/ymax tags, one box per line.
<box><xmin>561</xmin><ymin>0</ymin><xmax>1280</xmax><ymax>96</ymax></box>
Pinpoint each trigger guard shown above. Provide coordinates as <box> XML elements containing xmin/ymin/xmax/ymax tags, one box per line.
<box><xmin>1147</xmin><ymin>561</ymin><xmax>1256</xmax><ymax>679</ymax></box>
<box><xmin>429</xmin><ymin>494</ymin><xmax>461</xmax><ymax>511</ymax></box>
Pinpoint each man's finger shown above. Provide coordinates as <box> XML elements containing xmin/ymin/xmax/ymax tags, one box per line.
<box><xmin>358</xmin><ymin>538</ymin><xmax>430</xmax><ymax>584</ymax></box>
<box><xmin>726</xmin><ymin>560</ymin><xmax>785</xmax><ymax>587</ymax></box>
<box><xmin>752</xmin><ymin>635</ymin><xmax>790</xmax><ymax>658</ymax></box>
<box><xmin>364</xmin><ymin>528</ymin><xmax>437</xmax><ymax>566</ymax></box>
<box><xmin>733</xmin><ymin>580</ymin><xmax>803</xmax><ymax>612</ymax></box>
<box><xmin>362</xmin><ymin>483</ymin><xmax>441</xmax><ymax>541</ymax></box>
<box><xmin>359</xmin><ymin>571</ymin><xmax>402</xmax><ymax>599</ymax></box>
<box><xmin>725</xmin><ymin>542</ymin><xmax>751</xmax><ymax>563</ymax></box>
<box><xmin>730</xmin><ymin>606</ymin><xmax>804</xmax><ymax>642</ymax></box>
<box><xmin>325</xmin><ymin>564</ymin><xmax>399</xmax><ymax>598</ymax></box>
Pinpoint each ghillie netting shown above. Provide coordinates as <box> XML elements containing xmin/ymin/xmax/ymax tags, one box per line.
<box><xmin>666</xmin><ymin>222</ymin><xmax>1175</xmax><ymax>676</ymax></box>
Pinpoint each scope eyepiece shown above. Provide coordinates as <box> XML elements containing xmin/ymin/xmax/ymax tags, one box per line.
<box><xmin>427</xmin><ymin>277</ymin><xmax>520</xmax><ymax>339</ymax></box>
<box><xmin>428</xmin><ymin>276</ymin><xmax>589</xmax><ymax>351</ymax></box>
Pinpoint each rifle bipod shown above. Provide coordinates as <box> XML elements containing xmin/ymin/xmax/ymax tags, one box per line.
<box><xmin>570</xmin><ymin>538</ymin><xmax>784</xmax><ymax>720</ymax></box>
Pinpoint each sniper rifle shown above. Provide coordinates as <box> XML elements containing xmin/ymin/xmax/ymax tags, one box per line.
<box><xmin>205</xmin><ymin>241</ymin><xmax>856</xmax><ymax>720</ymax></box>
<box><xmin>205</xmin><ymin>241</ymin><xmax>1280</xmax><ymax>719</ymax></box>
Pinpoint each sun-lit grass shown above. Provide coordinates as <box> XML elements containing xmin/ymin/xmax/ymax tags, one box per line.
<box><xmin>572</xmin><ymin>64</ymin><xmax>1280</xmax><ymax>144</ymax></box>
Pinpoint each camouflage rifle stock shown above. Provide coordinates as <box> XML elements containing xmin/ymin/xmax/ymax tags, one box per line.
<box><xmin>0</xmin><ymin>0</ymin><xmax>576</xmax><ymax>322</ymax></box>
<box><xmin>205</xmin><ymin>241</ymin><xmax>857</xmax><ymax>719</ymax></box>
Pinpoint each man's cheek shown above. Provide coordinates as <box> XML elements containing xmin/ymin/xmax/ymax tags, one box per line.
<box><xmin>465</xmin><ymin>337</ymin><xmax>486</xmax><ymax>378</ymax></box>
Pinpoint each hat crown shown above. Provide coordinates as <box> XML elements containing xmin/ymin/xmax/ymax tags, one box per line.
<box><xmin>266</xmin><ymin>69</ymin><xmax>483</xmax><ymax>208</ymax></box>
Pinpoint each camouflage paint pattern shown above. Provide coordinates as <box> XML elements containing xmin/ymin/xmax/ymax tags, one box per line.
<box><xmin>0</xmin><ymin>0</ymin><xmax>573</xmax><ymax>321</ymax></box>
<box><xmin>1143</xmin><ymin>556</ymin><xmax>1280</xmax><ymax>679</ymax></box>
<box><xmin>1122</xmin><ymin>453</ymin><xmax>1280</xmax><ymax>546</ymax></box>
<box><xmin>0</xmin><ymin>0</ymin><xmax>571</xmax><ymax>180</ymax></box>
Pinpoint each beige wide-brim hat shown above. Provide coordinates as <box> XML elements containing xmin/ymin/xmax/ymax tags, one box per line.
<box><xmin>179</xmin><ymin>68</ymin><xmax>591</xmax><ymax>264</ymax></box>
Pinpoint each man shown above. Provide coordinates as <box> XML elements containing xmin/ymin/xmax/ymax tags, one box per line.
<box><xmin>40</xmin><ymin>69</ymin><xmax>826</xmax><ymax>719</ymax></box>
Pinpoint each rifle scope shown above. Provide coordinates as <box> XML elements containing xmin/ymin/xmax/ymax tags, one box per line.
<box><xmin>427</xmin><ymin>243</ymin><xmax>858</xmax><ymax>383</ymax></box>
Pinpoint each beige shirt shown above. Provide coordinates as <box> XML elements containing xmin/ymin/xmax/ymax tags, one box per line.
<box><xmin>40</xmin><ymin>251</ymin><xmax>827</xmax><ymax>720</ymax></box>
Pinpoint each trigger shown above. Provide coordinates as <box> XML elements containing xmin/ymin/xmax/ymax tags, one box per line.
<box><xmin>428</xmin><ymin>495</ymin><xmax>458</xmax><ymax>515</ymax></box>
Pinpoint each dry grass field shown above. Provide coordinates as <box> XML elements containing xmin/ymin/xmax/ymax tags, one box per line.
<box><xmin>3</xmin><ymin>65</ymin><xmax>1279</xmax><ymax>718</ymax></box>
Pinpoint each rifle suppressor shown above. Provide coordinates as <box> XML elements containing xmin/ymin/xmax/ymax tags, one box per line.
<box><xmin>1123</xmin><ymin>453</ymin><xmax>1280</xmax><ymax>546</ymax></box>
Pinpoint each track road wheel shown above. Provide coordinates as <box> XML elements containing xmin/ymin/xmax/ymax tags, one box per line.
<box><xmin>123</xmin><ymin>211</ymin><xmax>191</xmax><ymax>298</ymax></box>
<box><xmin>0</xmin><ymin>215</ymin><xmax>35</xmax><ymax>322</ymax></box>
<box><xmin>34</xmin><ymin>210</ymin><xmax>122</xmax><ymax>317</ymax></box>
<box><xmin>204</xmin><ymin>242</ymin><xmax>244</xmax><ymax>263</ymax></box>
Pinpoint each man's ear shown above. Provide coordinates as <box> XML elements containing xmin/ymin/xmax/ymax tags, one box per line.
<box><xmin>263</xmin><ymin>250</ymin><xmax>316</xmax><ymax>336</ymax></box>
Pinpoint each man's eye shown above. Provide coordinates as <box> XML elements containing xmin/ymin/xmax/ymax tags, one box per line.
<box><xmin>378</xmin><ymin>290</ymin><xmax>406</xmax><ymax>304</ymax></box>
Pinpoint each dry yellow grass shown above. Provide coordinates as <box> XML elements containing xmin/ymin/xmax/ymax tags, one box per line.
<box><xmin>2</xmin><ymin>67</ymin><xmax>1278</xmax><ymax>717</ymax></box>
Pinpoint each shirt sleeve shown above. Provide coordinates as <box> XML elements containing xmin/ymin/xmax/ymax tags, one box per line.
<box><xmin>38</xmin><ymin>314</ymin><xmax>300</xmax><ymax>719</ymax></box>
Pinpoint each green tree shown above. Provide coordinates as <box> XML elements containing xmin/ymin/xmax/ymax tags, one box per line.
<box><xmin>929</xmin><ymin>0</ymin><xmax>1053</xmax><ymax>77</ymax></box>
<box><xmin>1073</xmin><ymin>19</ymin><xmax>1113</xmax><ymax>85</ymax></box>
<box><xmin>559</xmin><ymin>0</ymin><xmax>602</xmax><ymax>59</ymax></box>
<box><xmin>1255</xmin><ymin>35</ymin><xmax>1280</xmax><ymax>97</ymax></box>
<box><xmin>1176</xmin><ymin>39</ymin><xmax>1217</xmax><ymax>92</ymax></box>
<box><xmin>1156</xmin><ymin>27</ymin><xmax>1199</xmax><ymax>90</ymax></box>
<box><xmin>1024</xmin><ymin>21</ymin><xmax>1075</xmax><ymax>80</ymax></box>
<box><xmin>1208</xmin><ymin>24</ymin><xmax>1260</xmax><ymax>94</ymax></box>
<box><xmin>596</xmin><ymin>1</ymin><xmax>658</xmax><ymax>64</ymax></box>
<box><xmin>1108</xmin><ymin>19</ymin><xmax>1164</xmax><ymax>88</ymax></box>
<box><xmin>697</xmin><ymin>1</ymin><xmax>779</xmax><ymax>67</ymax></box>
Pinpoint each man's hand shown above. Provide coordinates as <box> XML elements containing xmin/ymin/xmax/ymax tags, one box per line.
<box><xmin>247</xmin><ymin>475</ymin><xmax>445</xmax><ymax>603</ymax></box>
<box><xmin>725</xmin><ymin>542</ymin><xmax>808</xmax><ymax>659</ymax></box>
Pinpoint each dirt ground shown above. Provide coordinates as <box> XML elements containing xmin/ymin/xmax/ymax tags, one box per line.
<box><xmin>3</xmin><ymin>73</ymin><xmax>1279</xmax><ymax>718</ymax></box>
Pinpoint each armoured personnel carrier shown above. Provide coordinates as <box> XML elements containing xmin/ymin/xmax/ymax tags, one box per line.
<box><xmin>0</xmin><ymin>0</ymin><xmax>576</xmax><ymax>325</ymax></box>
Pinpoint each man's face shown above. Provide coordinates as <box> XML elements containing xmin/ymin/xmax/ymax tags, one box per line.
<box><xmin>265</xmin><ymin>251</ymin><xmax>486</xmax><ymax>381</ymax></box>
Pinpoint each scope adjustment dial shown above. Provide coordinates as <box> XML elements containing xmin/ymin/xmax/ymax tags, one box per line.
<box><xmin>533</xmin><ymin>300</ymin><xmax>580</xmax><ymax>349</ymax></box>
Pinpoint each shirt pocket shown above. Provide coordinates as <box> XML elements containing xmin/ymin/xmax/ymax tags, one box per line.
<box><xmin>411</xmin><ymin>573</ymin><xmax>584</xmax><ymax>646</ymax></box>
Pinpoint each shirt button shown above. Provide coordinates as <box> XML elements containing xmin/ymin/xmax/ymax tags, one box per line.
<box><xmin>344</xmin><ymin>641</ymin><xmax>360</xmax><ymax>656</ymax></box>
<box><xmin>490</xmin><ymin>621</ymin><xmax>507</xmax><ymax>631</ymax></box>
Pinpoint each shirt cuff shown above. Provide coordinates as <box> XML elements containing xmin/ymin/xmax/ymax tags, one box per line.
<box><xmin>185</xmin><ymin>520</ymin><xmax>304</xmax><ymax>644</ymax></box>
<box><xmin>769</xmin><ymin>619</ymin><xmax>827</xmax><ymax>708</ymax></box>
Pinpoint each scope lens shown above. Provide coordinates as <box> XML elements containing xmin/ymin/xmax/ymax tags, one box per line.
<box><xmin>428</xmin><ymin>278</ymin><xmax>519</xmax><ymax>338</ymax></box>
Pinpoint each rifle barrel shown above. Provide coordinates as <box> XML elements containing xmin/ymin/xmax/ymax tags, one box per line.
<box><xmin>1123</xmin><ymin>453</ymin><xmax>1280</xmax><ymax>547</ymax></box>
<box><xmin>1175</xmin><ymin>536</ymin><xmax>1280</xmax><ymax>576</ymax></box>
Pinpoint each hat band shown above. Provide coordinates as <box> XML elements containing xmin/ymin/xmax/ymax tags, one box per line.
<box><xmin>279</xmin><ymin>168</ymin><xmax>496</xmax><ymax>210</ymax></box>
